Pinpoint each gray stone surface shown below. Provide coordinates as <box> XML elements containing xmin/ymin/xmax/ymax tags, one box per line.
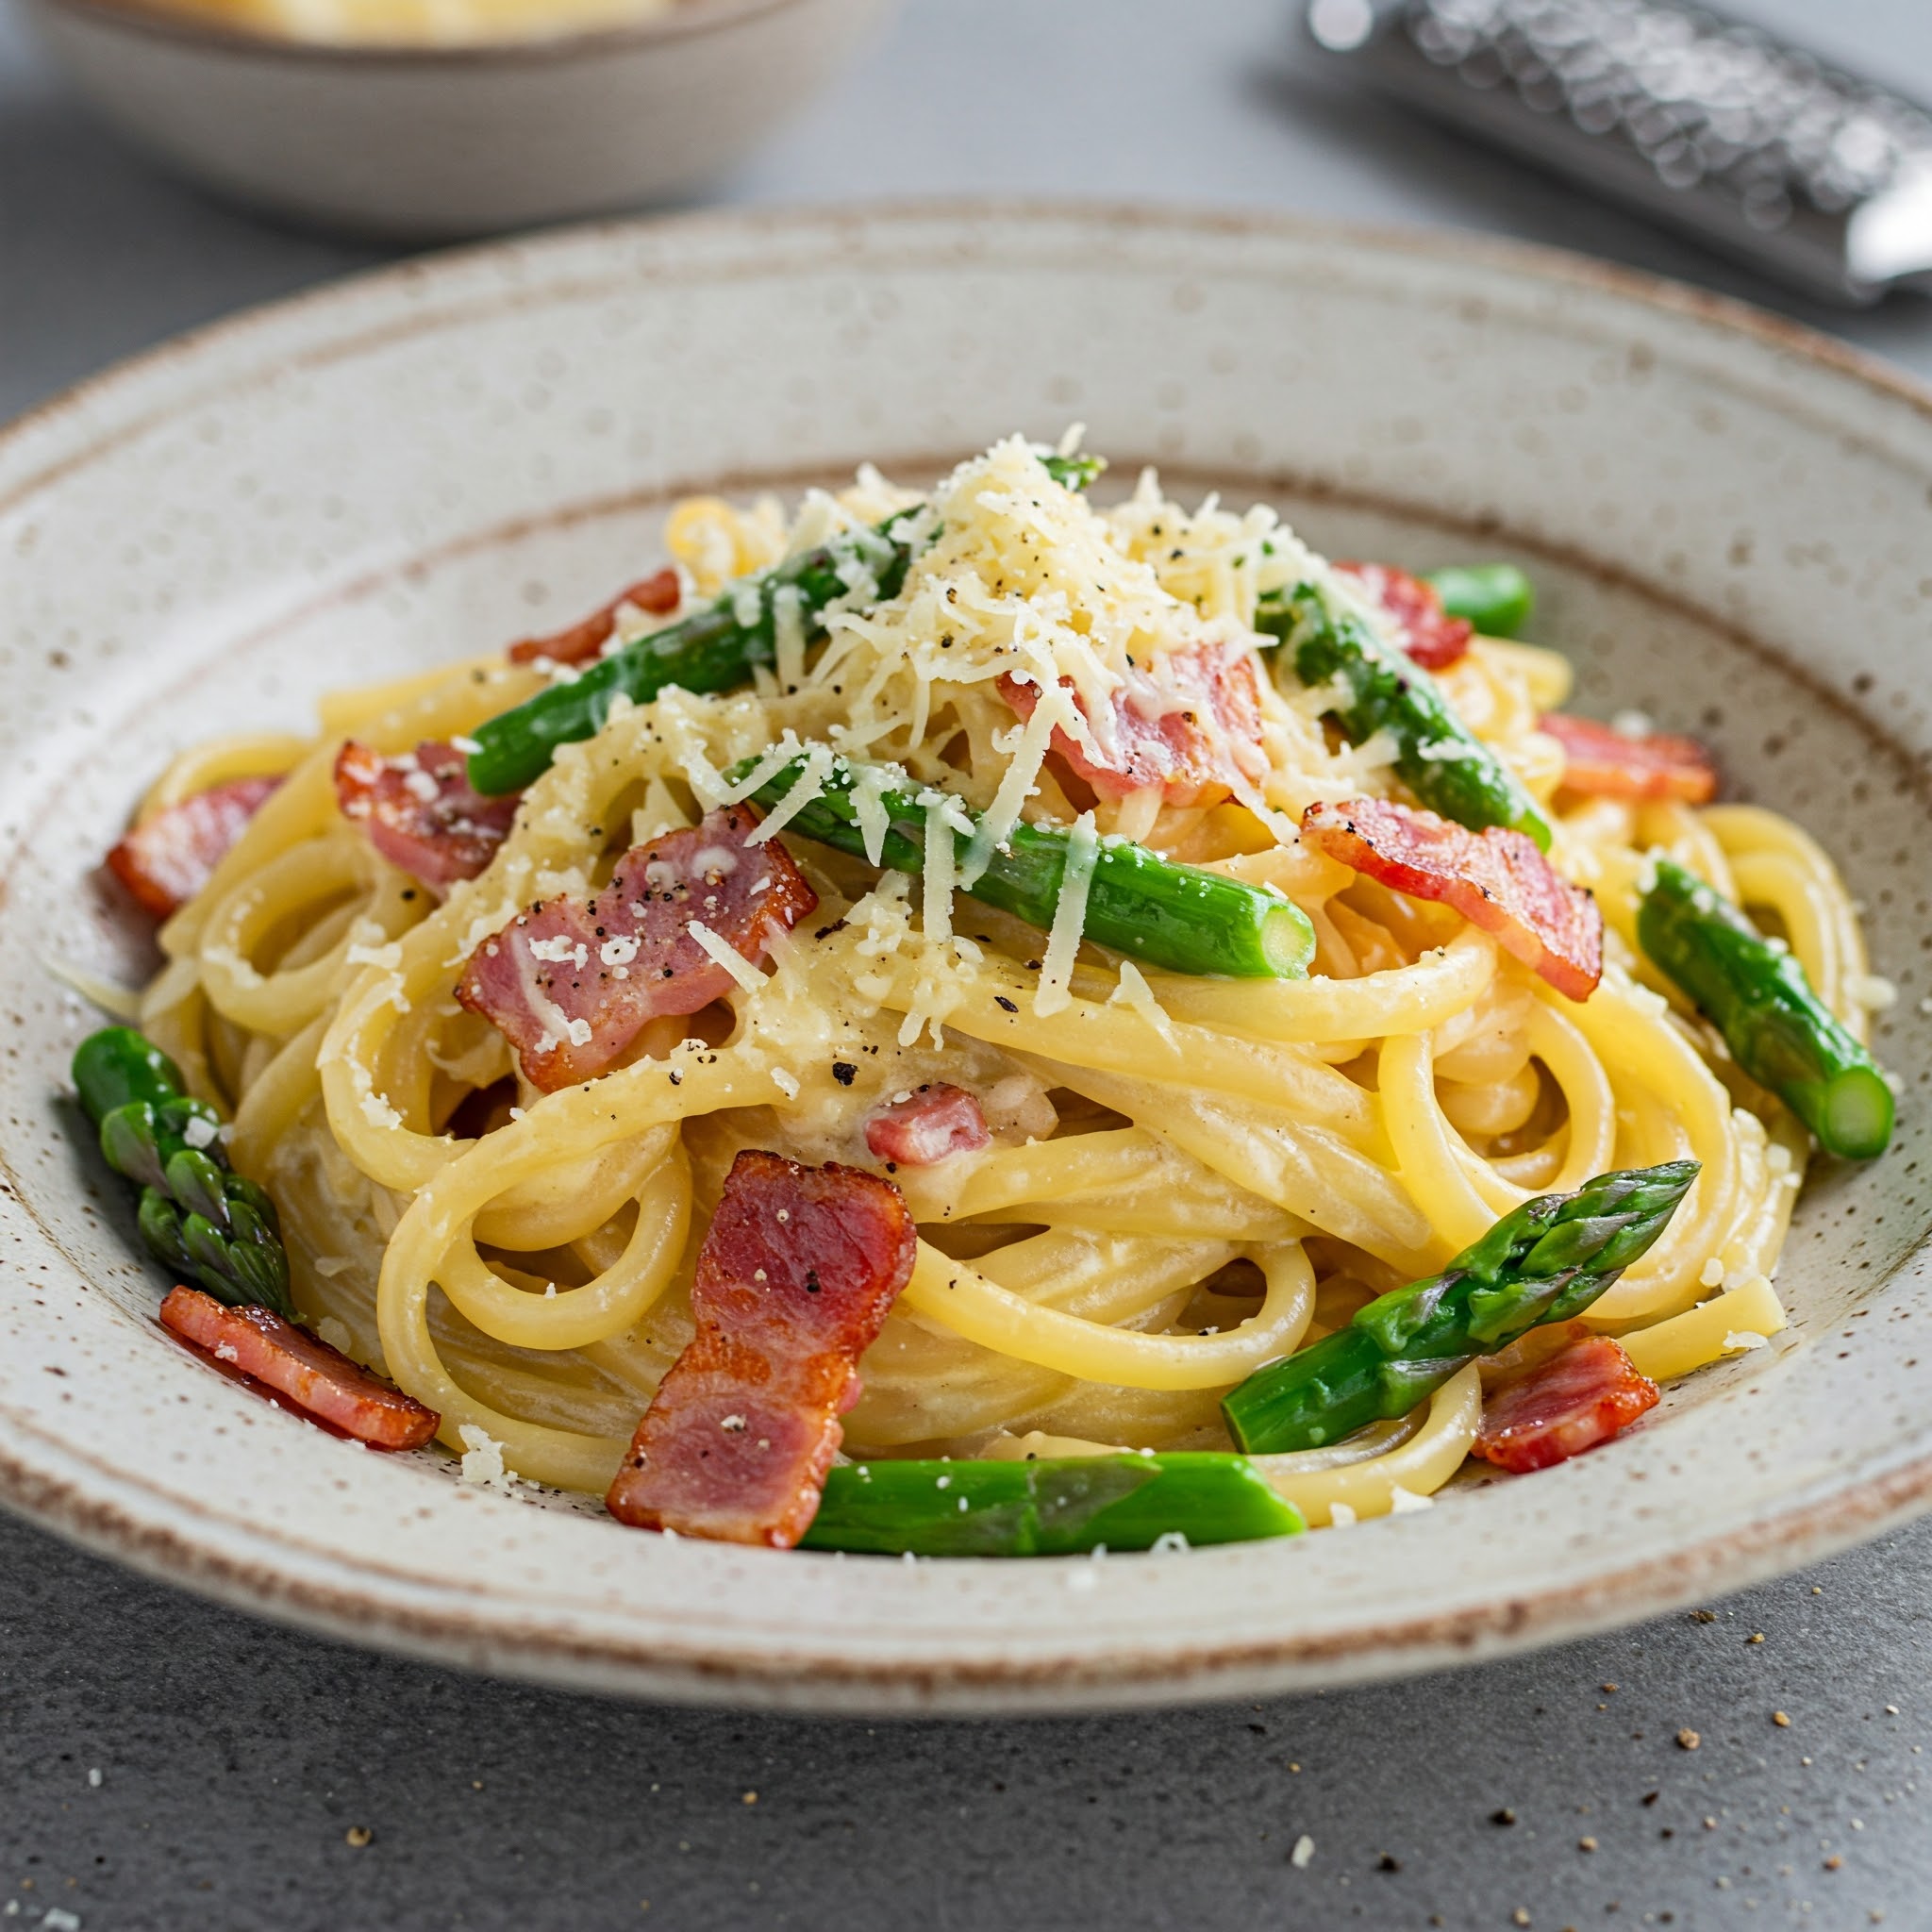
<box><xmin>3</xmin><ymin>0</ymin><xmax>1930</xmax><ymax>1924</ymax></box>
<box><xmin>4</xmin><ymin>1506</ymin><xmax>1930</xmax><ymax>1929</ymax></box>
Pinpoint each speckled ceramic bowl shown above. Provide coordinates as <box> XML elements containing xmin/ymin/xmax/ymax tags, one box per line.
<box><xmin>1</xmin><ymin>206</ymin><xmax>1927</xmax><ymax>1712</ymax></box>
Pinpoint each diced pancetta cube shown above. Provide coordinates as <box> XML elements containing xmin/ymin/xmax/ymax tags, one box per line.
<box><xmin>999</xmin><ymin>638</ymin><xmax>1268</xmax><ymax>808</ymax></box>
<box><xmin>1472</xmin><ymin>1334</ymin><xmax>1659</xmax><ymax>1474</ymax></box>
<box><xmin>606</xmin><ymin>1151</ymin><xmax>917</xmax><ymax>1546</ymax></box>
<box><xmin>333</xmin><ymin>739</ymin><xmax>521</xmax><ymax>896</ymax></box>
<box><xmin>457</xmin><ymin>804</ymin><xmax>816</xmax><ymax>1091</ymax></box>
<box><xmin>864</xmin><ymin>1084</ymin><xmax>991</xmax><ymax>1167</ymax></box>
<box><xmin>107</xmin><ymin>775</ymin><xmax>279</xmax><ymax>920</ymax></box>
<box><xmin>159</xmin><ymin>1285</ymin><xmax>441</xmax><ymax>1450</ymax></box>
<box><xmin>1300</xmin><ymin>796</ymin><xmax>1603</xmax><ymax>1000</ymax></box>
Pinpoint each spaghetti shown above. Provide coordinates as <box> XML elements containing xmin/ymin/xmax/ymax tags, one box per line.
<box><xmin>107</xmin><ymin>435</ymin><xmax>1887</xmax><ymax>1536</ymax></box>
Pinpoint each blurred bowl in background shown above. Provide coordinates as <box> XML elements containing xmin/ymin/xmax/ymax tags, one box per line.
<box><xmin>20</xmin><ymin>0</ymin><xmax>897</xmax><ymax>240</ymax></box>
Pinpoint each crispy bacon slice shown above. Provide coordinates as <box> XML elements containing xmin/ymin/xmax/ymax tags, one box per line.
<box><xmin>334</xmin><ymin>739</ymin><xmax>522</xmax><ymax>896</ymax></box>
<box><xmin>1301</xmin><ymin>797</ymin><xmax>1603</xmax><ymax>1001</ymax></box>
<box><xmin>508</xmin><ymin>570</ymin><xmax>682</xmax><ymax>667</ymax></box>
<box><xmin>107</xmin><ymin>775</ymin><xmax>279</xmax><ymax>920</ymax></box>
<box><xmin>607</xmin><ymin>1151</ymin><xmax>917</xmax><ymax>1546</ymax></box>
<box><xmin>1333</xmin><ymin>561</ymin><xmax>1473</xmax><ymax>671</ymax></box>
<box><xmin>159</xmin><ymin>1285</ymin><xmax>441</xmax><ymax>1450</ymax></box>
<box><xmin>458</xmin><ymin>804</ymin><xmax>816</xmax><ymax>1092</ymax></box>
<box><xmin>865</xmin><ymin>1083</ymin><xmax>991</xmax><ymax>1168</ymax></box>
<box><xmin>998</xmin><ymin>639</ymin><xmax>1268</xmax><ymax>808</ymax></box>
<box><xmin>1541</xmin><ymin>711</ymin><xmax>1719</xmax><ymax>805</ymax></box>
<box><xmin>1472</xmin><ymin>1334</ymin><xmax>1659</xmax><ymax>1474</ymax></box>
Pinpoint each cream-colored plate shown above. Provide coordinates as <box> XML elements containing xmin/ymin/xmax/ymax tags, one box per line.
<box><xmin>2</xmin><ymin>207</ymin><xmax>1926</xmax><ymax>1711</ymax></box>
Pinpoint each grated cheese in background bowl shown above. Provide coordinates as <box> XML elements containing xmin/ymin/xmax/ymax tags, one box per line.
<box><xmin>116</xmin><ymin>0</ymin><xmax>689</xmax><ymax>46</ymax></box>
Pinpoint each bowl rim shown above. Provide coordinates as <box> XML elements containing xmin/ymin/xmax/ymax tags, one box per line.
<box><xmin>29</xmin><ymin>0</ymin><xmax>828</xmax><ymax>66</ymax></box>
<box><xmin>9</xmin><ymin>195</ymin><xmax>1932</xmax><ymax>461</ymax></box>
<box><xmin>4</xmin><ymin>197</ymin><xmax>1931</xmax><ymax>1708</ymax></box>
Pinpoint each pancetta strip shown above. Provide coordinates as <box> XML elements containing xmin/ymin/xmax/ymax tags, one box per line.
<box><xmin>1472</xmin><ymin>1334</ymin><xmax>1658</xmax><ymax>1474</ymax></box>
<box><xmin>159</xmin><ymin>1285</ymin><xmax>441</xmax><ymax>1450</ymax></box>
<box><xmin>334</xmin><ymin>739</ymin><xmax>521</xmax><ymax>895</ymax></box>
<box><xmin>508</xmin><ymin>569</ymin><xmax>682</xmax><ymax>667</ymax></box>
<box><xmin>607</xmin><ymin>1151</ymin><xmax>918</xmax><ymax>1546</ymax></box>
<box><xmin>107</xmin><ymin>776</ymin><xmax>279</xmax><ymax>920</ymax></box>
<box><xmin>1333</xmin><ymin>561</ymin><xmax>1473</xmax><ymax>671</ymax></box>
<box><xmin>864</xmin><ymin>1084</ymin><xmax>991</xmax><ymax>1168</ymax></box>
<box><xmin>1541</xmin><ymin>711</ymin><xmax>1719</xmax><ymax>805</ymax></box>
<box><xmin>1300</xmin><ymin>796</ymin><xmax>1603</xmax><ymax>1000</ymax></box>
<box><xmin>458</xmin><ymin>804</ymin><xmax>816</xmax><ymax>1091</ymax></box>
<box><xmin>999</xmin><ymin>638</ymin><xmax>1268</xmax><ymax>808</ymax></box>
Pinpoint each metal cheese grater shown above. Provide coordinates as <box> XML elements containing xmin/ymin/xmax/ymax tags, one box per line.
<box><xmin>1303</xmin><ymin>0</ymin><xmax>1932</xmax><ymax>305</ymax></box>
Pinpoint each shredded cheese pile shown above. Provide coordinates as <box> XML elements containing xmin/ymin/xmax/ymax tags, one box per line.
<box><xmin>138</xmin><ymin>0</ymin><xmax>683</xmax><ymax>45</ymax></box>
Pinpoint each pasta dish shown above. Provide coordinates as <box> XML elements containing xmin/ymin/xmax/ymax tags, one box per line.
<box><xmin>71</xmin><ymin>434</ymin><xmax>1895</xmax><ymax>1556</ymax></box>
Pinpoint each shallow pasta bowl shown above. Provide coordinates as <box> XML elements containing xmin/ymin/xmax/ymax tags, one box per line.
<box><xmin>1</xmin><ymin>204</ymin><xmax>1928</xmax><ymax>1712</ymax></box>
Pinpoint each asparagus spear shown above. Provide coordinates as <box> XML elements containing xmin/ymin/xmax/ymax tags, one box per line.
<box><xmin>743</xmin><ymin>752</ymin><xmax>1316</xmax><ymax>980</ymax></box>
<box><xmin>1639</xmin><ymin>858</ymin><xmax>1892</xmax><ymax>1160</ymax></box>
<box><xmin>71</xmin><ymin>1026</ymin><xmax>293</xmax><ymax>1317</ymax></box>
<box><xmin>1424</xmin><ymin>563</ymin><xmax>1535</xmax><ymax>640</ymax></box>
<box><xmin>466</xmin><ymin>450</ymin><xmax>1105</xmax><ymax>797</ymax></box>
<box><xmin>1254</xmin><ymin>583</ymin><xmax>1552</xmax><ymax>850</ymax></box>
<box><xmin>798</xmin><ymin>1452</ymin><xmax>1305</xmax><ymax>1556</ymax></box>
<box><xmin>1222</xmin><ymin>1161</ymin><xmax>1699</xmax><ymax>1455</ymax></box>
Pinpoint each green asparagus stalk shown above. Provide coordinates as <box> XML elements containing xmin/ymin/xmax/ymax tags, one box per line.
<box><xmin>1222</xmin><ymin>1161</ymin><xmax>1699</xmax><ymax>1455</ymax></box>
<box><xmin>466</xmin><ymin>450</ymin><xmax>1105</xmax><ymax>797</ymax></box>
<box><xmin>742</xmin><ymin>752</ymin><xmax>1316</xmax><ymax>980</ymax></box>
<box><xmin>467</xmin><ymin>510</ymin><xmax>923</xmax><ymax>796</ymax></box>
<box><xmin>71</xmin><ymin>1026</ymin><xmax>293</xmax><ymax>1317</ymax></box>
<box><xmin>1638</xmin><ymin>858</ymin><xmax>1892</xmax><ymax>1160</ymax></box>
<box><xmin>1424</xmin><ymin>563</ymin><xmax>1535</xmax><ymax>640</ymax></box>
<box><xmin>1254</xmin><ymin>582</ymin><xmax>1552</xmax><ymax>850</ymax></box>
<box><xmin>798</xmin><ymin>1452</ymin><xmax>1305</xmax><ymax>1556</ymax></box>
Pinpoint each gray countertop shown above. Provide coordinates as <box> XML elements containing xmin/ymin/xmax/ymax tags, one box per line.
<box><xmin>3</xmin><ymin>1</ymin><xmax>1929</xmax><ymax>1925</ymax></box>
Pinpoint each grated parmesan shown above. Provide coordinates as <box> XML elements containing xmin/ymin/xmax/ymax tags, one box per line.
<box><xmin>1847</xmin><ymin>973</ymin><xmax>1897</xmax><ymax>1012</ymax></box>
<box><xmin>847</xmin><ymin>758</ymin><xmax>896</xmax><ymax>867</ymax></box>
<box><xmin>747</xmin><ymin>741</ymin><xmax>834</xmax><ymax>843</ymax></box>
<box><xmin>41</xmin><ymin>955</ymin><xmax>142</xmax><ymax>1020</ymax></box>
<box><xmin>720</xmin><ymin>731</ymin><xmax>804</xmax><ymax>808</ymax></box>
<box><xmin>358</xmin><ymin>1086</ymin><xmax>403</xmax><ymax>1131</ymax></box>
<box><xmin>1034</xmin><ymin>810</ymin><xmax>1098</xmax><ymax>1019</ymax></box>
<box><xmin>771</xmin><ymin>582</ymin><xmax>808</xmax><ymax>694</ymax></box>
<box><xmin>1108</xmin><ymin>958</ymin><xmax>1176</xmax><ymax>1049</ymax></box>
<box><xmin>689</xmin><ymin>920</ymin><xmax>764</xmax><ymax>996</ymax></box>
<box><xmin>458</xmin><ymin>1424</ymin><xmax>519</xmax><ymax>1494</ymax></box>
<box><xmin>921</xmin><ymin>788</ymin><xmax>958</xmax><ymax>953</ymax></box>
